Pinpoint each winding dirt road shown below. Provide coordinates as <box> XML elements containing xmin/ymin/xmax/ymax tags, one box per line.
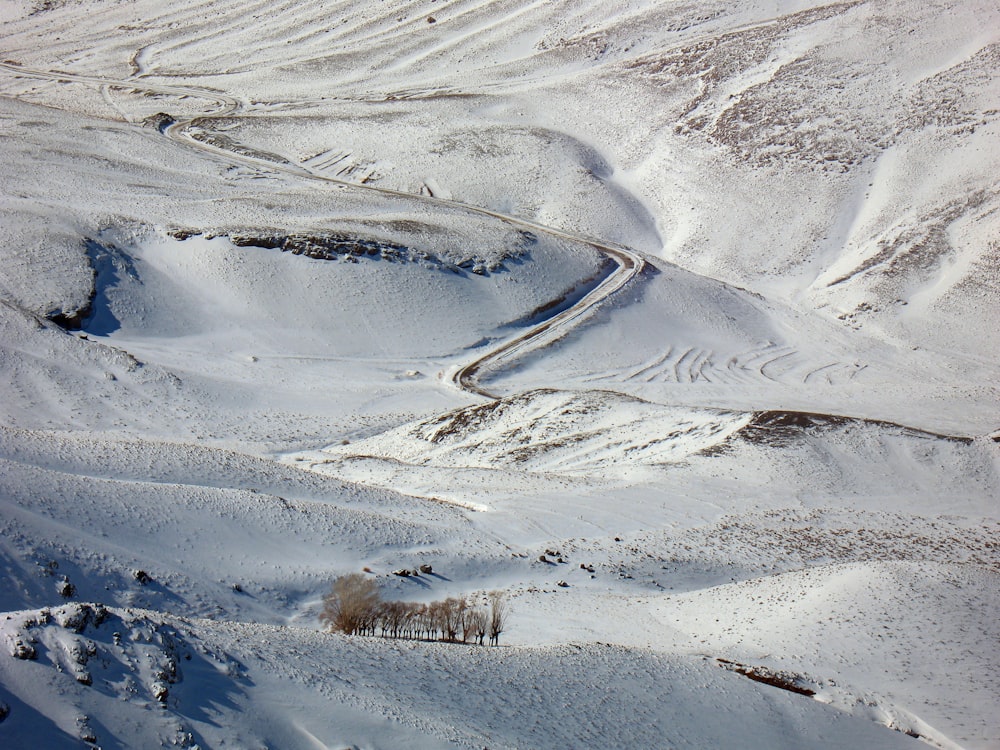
<box><xmin>1</xmin><ymin>61</ymin><xmax>644</xmax><ymax>400</ymax></box>
<box><xmin>448</xmin><ymin>244</ymin><xmax>641</xmax><ymax>398</ymax></box>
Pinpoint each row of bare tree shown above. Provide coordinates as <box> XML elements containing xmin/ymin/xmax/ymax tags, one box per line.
<box><xmin>320</xmin><ymin>573</ymin><xmax>509</xmax><ymax>645</ymax></box>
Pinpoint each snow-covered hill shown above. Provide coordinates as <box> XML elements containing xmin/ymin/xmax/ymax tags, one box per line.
<box><xmin>1</xmin><ymin>602</ymin><xmax>923</xmax><ymax>749</ymax></box>
<box><xmin>1</xmin><ymin>0</ymin><xmax>997</xmax><ymax>747</ymax></box>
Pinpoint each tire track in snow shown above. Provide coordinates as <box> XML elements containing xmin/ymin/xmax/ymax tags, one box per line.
<box><xmin>0</xmin><ymin>61</ymin><xmax>240</xmax><ymax>118</ymax></box>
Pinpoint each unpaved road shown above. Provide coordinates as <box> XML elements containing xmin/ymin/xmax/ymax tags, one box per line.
<box><xmin>1</xmin><ymin>61</ymin><xmax>644</xmax><ymax>399</ymax></box>
<box><xmin>448</xmin><ymin>244</ymin><xmax>642</xmax><ymax>398</ymax></box>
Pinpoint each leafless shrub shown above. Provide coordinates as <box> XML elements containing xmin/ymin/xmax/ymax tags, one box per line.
<box><xmin>320</xmin><ymin>574</ymin><xmax>383</xmax><ymax>635</ymax></box>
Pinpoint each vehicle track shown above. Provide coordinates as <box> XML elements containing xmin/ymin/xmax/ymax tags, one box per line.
<box><xmin>0</xmin><ymin>61</ymin><xmax>239</xmax><ymax>116</ymax></box>
<box><xmin>0</xmin><ymin>61</ymin><xmax>645</xmax><ymax>401</ymax></box>
<box><xmin>449</xmin><ymin>243</ymin><xmax>641</xmax><ymax>398</ymax></box>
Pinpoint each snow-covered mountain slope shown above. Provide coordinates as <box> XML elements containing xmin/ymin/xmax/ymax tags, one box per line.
<box><xmin>1</xmin><ymin>0</ymin><xmax>998</xmax><ymax>747</ymax></box>
<box><xmin>1</xmin><ymin>603</ymin><xmax>923</xmax><ymax>750</ymax></box>
<box><xmin>654</xmin><ymin>560</ymin><xmax>1000</xmax><ymax>749</ymax></box>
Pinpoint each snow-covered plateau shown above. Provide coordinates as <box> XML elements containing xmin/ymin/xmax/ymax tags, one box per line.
<box><xmin>1</xmin><ymin>0</ymin><xmax>998</xmax><ymax>748</ymax></box>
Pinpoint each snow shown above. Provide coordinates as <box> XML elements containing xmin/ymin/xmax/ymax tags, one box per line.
<box><xmin>653</xmin><ymin>561</ymin><xmax>1000</xmax><ymax>749</ymax></box>
<box><xmin>0</xmin><ymin>604</ymin><xmax>922</xmax><ymax>750</ymax></box>
<box><xmin>1</xmin><ymin>0</ymin><xmax>998</xmax><ymax>748</ymax></box>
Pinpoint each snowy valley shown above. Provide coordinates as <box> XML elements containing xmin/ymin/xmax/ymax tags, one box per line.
<box><xmin>1</xmin><ymin>0</ymin><xmax>998</xmax><ymax>748</ymax></box>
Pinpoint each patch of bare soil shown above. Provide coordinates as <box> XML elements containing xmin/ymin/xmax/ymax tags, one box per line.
<box><xmin>714</xmin><ymin>658</ymin><xmax>926</xmax><ymax>740</ymax></box>
<box><xmin>673</xmin><ymin>509</ymin><xmax>1000</xmax><ymax>573</ymax></box>
<box><xmin>626</xmin><ymin>3</ymin><xmax>872</xmax><ymax>169</ymax></box>
<box><xmin>165</xmin><ymin>228</ymin><xmax>529</xmax><ymax>276</ymax></box>
<box><xmin>421</xmin><ymin>397</ymin><xmax>516</xmax><ymax>444</ymax></box>
<box><xmin>715</xmin><ymin>657</ymin><xmax>816</xmax><ymax>697</ymax></box>
<box><xmin>737</xmin><ymin>410</ymin><xmax>975</xmax><ymax>448</ymax></box>
<box><xmin>828</xmin><ymin>188</ymin><xmax>994</xmax><ymax>289</ymax></box>
<box><xmin>627</xmin><ymin>6</ymin><xmax>999</xmax><ymax>173</ymax></box>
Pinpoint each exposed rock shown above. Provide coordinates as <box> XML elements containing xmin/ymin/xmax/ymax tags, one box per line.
<box><xmin>46</xmin><ymin>302</ymin><xmax>92</xmax><ymax>331</ymax></box>
<box><xmin>133</xmin><ymin>569</ymin><xmax>152</xmax><ymax>585</ymax></box>
<box><xmin>142</xmin><ymin>112</ymin><xmax>176</xmax><ymax>133</ymax></box>
<box><xmin>57</xmin><ymin>579</ymin><xmax>76</xmax><ymax>598</ymax></box>
<box><xmin>7</xmin><ymin>636</ymin><xmax>37</xmax><ymax>660</ymax></box>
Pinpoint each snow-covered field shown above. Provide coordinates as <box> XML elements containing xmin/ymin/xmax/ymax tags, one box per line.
<box><xmin>1</xmin><ymin>0</ymin><xmax>998</xmax><ymax>747</ymax></box>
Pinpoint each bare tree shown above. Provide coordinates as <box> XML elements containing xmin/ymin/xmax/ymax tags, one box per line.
<box><xmin>320</xmin><ymin>573</ymin><xmax>382</xmax><ymax>635</ymax></box>
<box><xmin>465</xmin><ymin>604</ymin><xmax>488</xmax><ymax>645</ymax></box>
<box><xmin>416</xmin><ymin>602</ymin><xmax>433</xmax><ymax>640</ymax></box>
<box><xmin>426</xmin><ymin>600</ymin><xmax>443</xmax><ymax>640</ymax></box>
<box><xmin>383</xmin><ymin>600</ymin><xmax>406</xmax><ymax>638</ymax></box>
<box><xmin>442</xmin><ymin>597</ymin><xmax>462</xmax><ymax>642</ymax></box>
<box><xmin>402</xmin><ymin>602</ymin><xmax>420</xmax><ymax>639</ymax></box>
<box><xmin>457</xmin><ymin>598</ymin><xmax>472</xmax><ymax>643</ymax></box>
<box><xmin>475</xmin><ymin>608</ymin><xmax>489</xmax><ymax>645</ymax></box>
<box><xmin>488</xmin><ymin>590</ymin><xmax>508</xmax><ymax>646</ymax></box>
<box><xmin>320</xmin><ymin>576</ymin><xmax>507</xmax><ymax>646</ymax></box>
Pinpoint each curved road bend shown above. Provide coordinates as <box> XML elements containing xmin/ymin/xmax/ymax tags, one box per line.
<box><xmin>0</xmin><ymin>62</ymin><xmax>645</xmax><ymax>400</ymax></box>
<box><xmin>449</xmin><ymin>245</ymin><xmax>641</xmax><ymax>398</ymax></box>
